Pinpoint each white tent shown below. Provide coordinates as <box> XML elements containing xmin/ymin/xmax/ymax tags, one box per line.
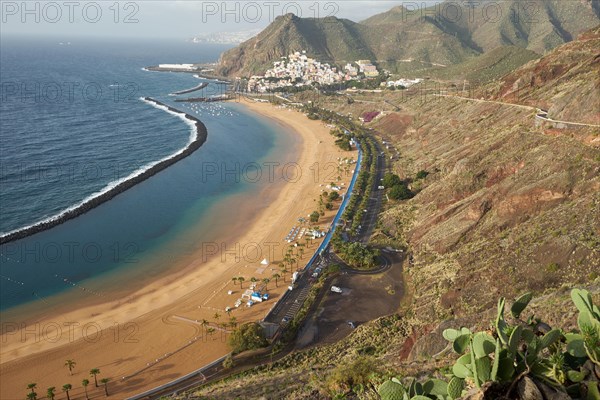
<box><xmin>260</xmin><ymin>258</ymin><xmax>269</xmax><ymax>265</ymax></box>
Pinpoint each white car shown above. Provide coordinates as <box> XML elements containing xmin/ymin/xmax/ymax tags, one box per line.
<box><xmin>331</xmin><ymin>286</ymin><xmax>343</xmax><ymax>293</ymax></box>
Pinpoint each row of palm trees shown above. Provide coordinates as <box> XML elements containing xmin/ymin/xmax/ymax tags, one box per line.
<box><xmin>198</xmin><ymin>314</ymin><xmax>239</xmax><ymax>333</ymax></box>
<box><xmin>27</xmin><ymin>363</ymin><xmax>109</xmax><ymax>400</ymax></box>
<box><xmin>230</xmin><ymin>241</ymin><xmax>311</xmax><ymax>291</ymax></box>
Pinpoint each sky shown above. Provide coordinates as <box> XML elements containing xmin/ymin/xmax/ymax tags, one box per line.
<box><xmin>0</xmin><ymin>1</ymin><xmax>433</xmax><ymax>39</ymax></box>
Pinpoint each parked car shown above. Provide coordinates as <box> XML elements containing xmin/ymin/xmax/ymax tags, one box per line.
<box><xmin>347</xmin><ymin>321</ymin><xmax>356</xmax><ymax>329</ymax></box>
<box><xmin>331</xmin><ymin>286</ymin><xmax>343</xmax><ymax>293</ymax></box>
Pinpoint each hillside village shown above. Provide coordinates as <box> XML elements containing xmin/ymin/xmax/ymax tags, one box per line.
<box><xmin>246</xmin><ymin>50</ymin><xmax>421</xmax><ymax>93</ymax></box>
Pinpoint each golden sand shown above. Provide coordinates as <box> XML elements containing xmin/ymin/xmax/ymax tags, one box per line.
<box><xmin>0</xmin><ymin>98</ymin><xmax>356</xmax><ymax>399</ymax></box>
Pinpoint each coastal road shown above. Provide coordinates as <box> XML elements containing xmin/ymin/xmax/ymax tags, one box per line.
<box><xmin>264</xmin><ymin>267</ymin><xmax>315</xmax><ymax>327</ymax></box>
<box><xmin>128</xmin><ymin>125</ymin><xmax>387</xmax><ymax>400</ymax></box>
<box><xmin>358</xmin><ymin>138</ymin><xmax>387</xmax><ymax>243</ymax></box>
<box><xmin>267</xmin><ymin>132</ymin><xmax>389</xmax><ymax>327</ymax></box>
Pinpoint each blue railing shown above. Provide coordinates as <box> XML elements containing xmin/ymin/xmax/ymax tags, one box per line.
<box><xmin>303</xmin><ymin>140</ymin><xmax>363</xmax><ymax>270</ymax></box>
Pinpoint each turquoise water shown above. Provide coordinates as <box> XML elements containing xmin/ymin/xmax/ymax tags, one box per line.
<box><xmin>0</xmin><ymin>37</ymin><xmax>296</xmax><ymax>312</ymax></box>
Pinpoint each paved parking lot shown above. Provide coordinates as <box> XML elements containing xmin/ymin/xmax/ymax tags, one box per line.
<box><xmin>299</xmin><ymin>251</ymin><xmax>405</xmax><ymax>346</ymax></box>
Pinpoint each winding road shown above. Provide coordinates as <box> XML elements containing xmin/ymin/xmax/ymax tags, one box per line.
<box><xmin>434</xmin><ymin>93</ymin><xmax>600</xmax><ymax>129</ymax></box>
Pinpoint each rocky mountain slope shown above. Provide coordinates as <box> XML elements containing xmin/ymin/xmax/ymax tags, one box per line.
<box><xmin>486</xmin><ymin>26</ymin><xmax>600</xmax><ymax>125</ymax></box>
<box><xmin>216</xmin><ymin>0</ymin><xmax>600</xmax><ymax>77</ymax></box>
<box><xmin>415</xmin><ymin>45</ymin><xmax>541</xmax><ymax>83</ymax></box>
<box><xmin>177</xmin><ymin>25</ymin><xmax>600</xmax><ymax>400</ymax></box>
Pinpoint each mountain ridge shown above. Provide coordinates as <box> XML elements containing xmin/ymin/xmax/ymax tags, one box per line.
<box><xmin>216</xmin><ymin>0</ymin><xmax>600</xmax><ymax>78</ymax></box>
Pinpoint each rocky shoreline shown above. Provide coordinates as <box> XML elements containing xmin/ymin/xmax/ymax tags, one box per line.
<box><xmin>0</xmin><ymin>98</ymin><xmax>208</xmax><ymax>245</ymax></box>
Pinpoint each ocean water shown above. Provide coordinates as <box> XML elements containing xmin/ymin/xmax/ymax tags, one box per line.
<box><xmin>0</xmin><ymin>37</ymin><xmax>296</xmax><ymax>312</ymax></box>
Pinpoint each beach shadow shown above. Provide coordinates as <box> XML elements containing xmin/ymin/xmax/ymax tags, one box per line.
<box><xmin>120</xmin><ymin>378</ymin><xmax>145</xmax><ymax>390</ymax></box>
<box><xmin>119</xmin><ymin>374</ymin><xmax>177</xmax><ymax>392</ymax></box>
<box><xmin>111</xmin><ymin>356</ymin><xmax>139</xmax><ymax>366</ymax></box>
<box><xmin>152</xmin><ymin>363</ymin><xmax>175</xmax><ymax>371</ymax></box>
<box><xmin>121</xmin><ymin>373</ymin><xmax>181</xmax><ymax>391</ymax></box>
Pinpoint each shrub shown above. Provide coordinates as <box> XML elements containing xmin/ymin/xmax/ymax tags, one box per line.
<box><xmin>227</xmin><ymin>323</ymin><xmax>268</xmax><ymax>354</ymax></box>
<box><xmin>416</xmin><ymin>170</ymin><xmax>429</xmax><ymax>180</ymax></box>
<box><xmin>222</xmin><ymin>354</ymin><xmax>234</xmax><ymax>369</ymax></box>
<box><xmin>389</xmin><ymin>184</ymin><xmax>413</xmax><ymax>201</ymax></box>
<box><xmin>310</xmin><ymin>211</ymin><xmax>320</xmax><ymax>223</ymax></box>
<box><xmin>334</xmin><ymin>242</ymin><xmax>379</xmax><ymax>269</ymax></box>
<box><xmin>328</xmin><ymin>191</ymin><xmax>340</xmax><ymax>201</ymax></box>
<box><xmin>382</xmin><ymin>173</ymin><xmax>402</xmax><ymax>188</ymax></box>
<box><xmin>546</xmin><ymin>262</ymin><xmax>560</xmax><ymax>272</ymax></box>
<box><xmin>326</xmin><ymin>356</ymin><xmax>380</xmax><ymax>393</ymax></box>
<box><xmin>335</xmin><ymin>138</ymin><xmax>352</xmax><ymax>151</ymax></box>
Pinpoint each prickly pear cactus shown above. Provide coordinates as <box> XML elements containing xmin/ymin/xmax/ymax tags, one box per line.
<box><xmin>378</xmin><ymin>379</ymin><xmax>405</xmax><ymax>400</ymax></box>
<box><xmin>447</xmin><ymin>376</ymin><xmax>464</xmax><ymax>399</ymax></box>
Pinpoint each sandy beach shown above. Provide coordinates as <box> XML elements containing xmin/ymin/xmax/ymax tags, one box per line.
<box><xmin>0</xmin><ymin>98</ymin><xmax>357</xmax><ymax>399</ymax></box>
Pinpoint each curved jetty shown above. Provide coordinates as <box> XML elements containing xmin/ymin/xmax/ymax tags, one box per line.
<box><xmin>0</xmin><ymin>98</ymin><xmax>208</xmax><ymax>245</ymax></box>
<box><xmin>170</xmin><ymin>82</ymin><xmax>209</xmax><ymax>96</ymax></box>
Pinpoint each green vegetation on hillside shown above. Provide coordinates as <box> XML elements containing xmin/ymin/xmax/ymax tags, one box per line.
<box><xmin>227</xmin><ymin>323</ymin><xmax>268</xmax><ymax>354</ymax></box>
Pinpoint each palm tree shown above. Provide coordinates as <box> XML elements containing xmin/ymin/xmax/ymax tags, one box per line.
<box><xmin>26</xmin><ymin>392</ymin><xmax>37</xmax><ymax>400</ymax></box>
<box><xmin>65</xmin><ymin>359</ymin><xmax>76</xmax><ymax>375</ymax></box>
<box><xmin>229</xmin><ymin>316</ymin><xmax>238</xmax><ymax>329</ymax></box>
<box><xmin>231</xmin><ymin>277</ymin><xmax>238</xmax><ymax>287</ymax></box>
<box><xmin>250</xmin><ymin>277</ymin><xmax>258</xmax><ymax>287</ymax></box>
<box><xmin>279</xmin><ymin>265</ymin><xmax>288</xmax><ymax>282</ymax></box>
<box><xmin>46</xmin><ymin>387</ymin><xmax>56</xmax><ymax>400</ymax></box>
<box><xmin>238</xmin><ymin>276</ymin><xmax>245</xmax><ymax>288</ymax></box>
<box><xmin>62</xmin><ymin>384</ymin><xmax>72</xmax><ymax>400</ymax></box>
<box><xmin>213</xmin><ymin>312</ymin><xmax>221</xmax><ymax>322</ymax></box>
<box><xmin>272</xmin><ymin>273</ymin><xmax>281</xmax><ymax>287</ymax></box>
<box><xmin>100</xmin><ymin>378</ymin><xmax>110</xmax><ymax>396</ymax></box>
<box><xmin>200</xmin><ymin>318</ymin><xmax>209</xmax><ymax>336</ymax></box>
<box><xmin>283</xmin><ymin>254</ymin><xmax>291</xmax><ymax>270</ymax></box>
<box><xmin>262</xmin><ymin>277</ymin><xmax>270</xmax><ymax>291</ymax></box>
<box><xmin>27</xmin><ymin>383</ymin><xmax>37</xmax><ymax>394</ymax></box>
<box><xmin>82</xmin><ymin>379</ymin><xmax>90</xmax><ymax>400</ymax></box>
<box><xmin>90</xmin><ymin>368</ymin><xmax>100</xmax><ymax>387</ymax></box>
